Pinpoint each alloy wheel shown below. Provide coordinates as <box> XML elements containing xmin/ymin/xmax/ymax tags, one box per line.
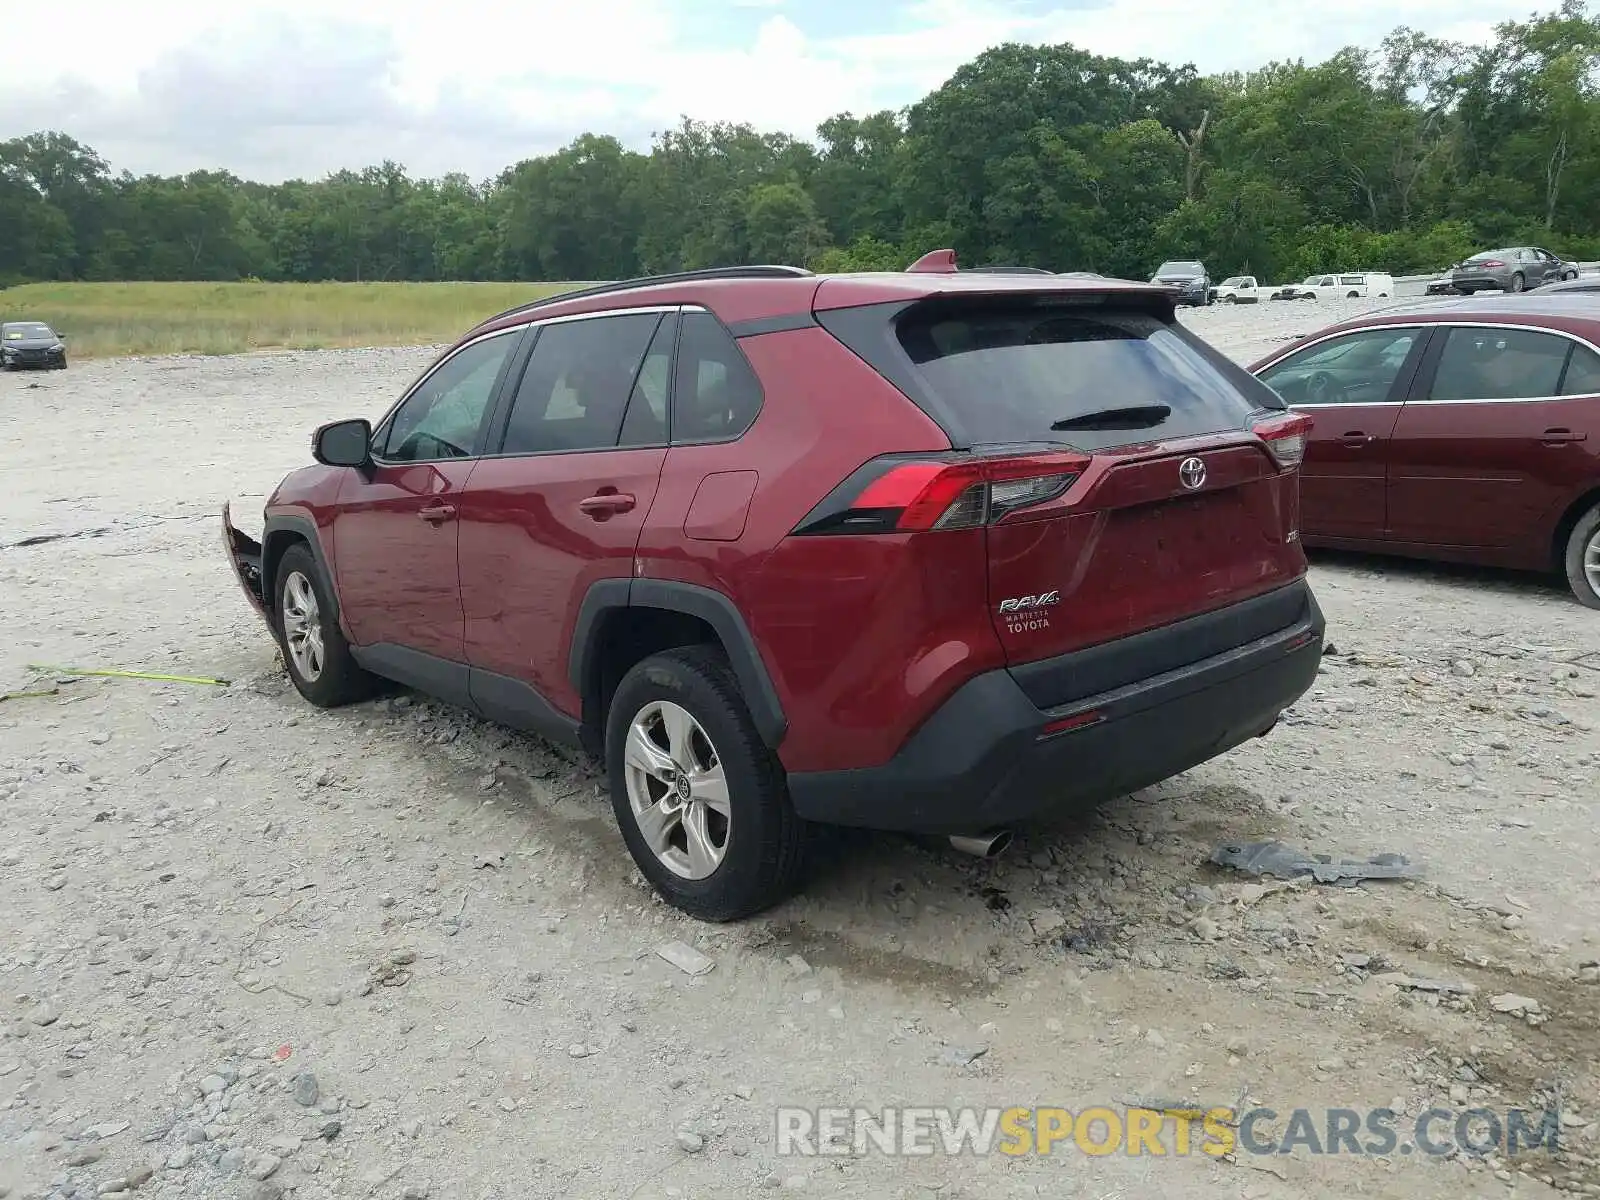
<box><xmin>623</xmin><ymin>700</ymin><xmax>731</xmax><ymax>880</ymax></box>
<box><xmin>1586</xmin><ymin>528</ymin><xmax>1600</xmax><ymax>598</ymax></box>
<box><xmin>281</xmin><ymin>570</ymin><xmax>326</xmax><ymax>682</ymax></box>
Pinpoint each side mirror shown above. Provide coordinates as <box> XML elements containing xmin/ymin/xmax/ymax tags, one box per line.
<box><xmin>55</xmin><ymin>333</ymin><xmax>66</xmax><ymax>342</ymax></box>
<box><xmin>312</xmin><ymin>418</ymin><xmax>373</xmax><ymax>468</ymax></box>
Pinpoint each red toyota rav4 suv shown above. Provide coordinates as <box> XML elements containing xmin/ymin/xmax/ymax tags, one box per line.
<box><xmin>223</xmin><ymin>253</ymin><xmax>1325</xmax><ymax>920</ymax></box>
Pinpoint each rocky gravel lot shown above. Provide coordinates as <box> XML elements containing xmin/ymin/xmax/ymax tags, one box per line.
<box><xmin>2</xmin><ymin>296</ymin><xmax>1598</xmax><ymax>1200</ymax></box>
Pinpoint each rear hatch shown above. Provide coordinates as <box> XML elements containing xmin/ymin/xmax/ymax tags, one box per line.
<box><xmin>813</xmin><ymin>286</ymin><xmax>1310</xmax><ymax>672</ymax></box>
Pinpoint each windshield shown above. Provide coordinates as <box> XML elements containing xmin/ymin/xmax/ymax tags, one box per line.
<box><xmin>2</xmin><ymin>323</ymin><xmax>53</xmax><ymax>340</ymax></box>
<box><xmin>1155</xmin><ymin>262</ymin><xmax>1203</xmax><ymax>276</ymax></box>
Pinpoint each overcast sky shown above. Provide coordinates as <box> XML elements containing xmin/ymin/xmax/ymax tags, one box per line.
<box><xmin>1</xmin><ymin>0</ymin><xmax>1539</xmax><ymax>183</ymax></box>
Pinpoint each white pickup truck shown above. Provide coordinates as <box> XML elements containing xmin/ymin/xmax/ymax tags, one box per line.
<box><xmin>1272</xmin><ymin>272</ymin><xmax>1396</xmax><ymax>300</ymax></box>
<box><xmin>1213</xmin><ymin>276</ymin><xmax>1261</xmax><ymax>303</ymax></box>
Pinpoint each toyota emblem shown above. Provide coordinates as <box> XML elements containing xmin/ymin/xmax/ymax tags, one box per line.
<box><xmin>1178</xmin><ymin>456</ymin><xmax>1207</xmax><ymax>490</ymax></box>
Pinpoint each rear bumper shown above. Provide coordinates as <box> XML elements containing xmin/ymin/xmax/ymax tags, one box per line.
<box><xmin>786</xmin><ymin>581</ymin><xmax>1324</xmax><ymax>834</ymax></box>
<box><xmin>1451</xmin><ymin>273</ymin><xmax>1505</xmax><ymax>290</ymax></box>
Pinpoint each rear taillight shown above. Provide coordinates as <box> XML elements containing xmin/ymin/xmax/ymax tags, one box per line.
<box><xmin>1252</xmin><ymin>412</ymin><xmax>1313</xmax><ymax>470</ymax></box>
<box><xmin>1479</xmin><ymin>259</ymin><xmax>1505</xmax><ymax>268</ymax></box>
<box><xmin>793</xmin><ymin>452</ymin><xmax>1088</xmax><ymax>535</ymax></box>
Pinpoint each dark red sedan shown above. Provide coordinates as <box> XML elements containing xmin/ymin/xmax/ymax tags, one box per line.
<box><xmin>1250</xmin><ymin>294</ymin><xmax>1600</xmax><ymax>607</ymax></box>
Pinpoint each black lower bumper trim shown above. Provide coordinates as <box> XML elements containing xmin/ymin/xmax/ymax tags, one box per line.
<box><xmin>787</xmin><ymin>586</ymin><xmax>1325</xmax><ymax>833</ymax></box>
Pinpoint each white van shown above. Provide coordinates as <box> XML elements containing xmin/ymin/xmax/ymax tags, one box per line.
<box><xmin>1276</xmin><ymin>271</ymin><xmax>1396</xmax><ymax>300</ymax></box>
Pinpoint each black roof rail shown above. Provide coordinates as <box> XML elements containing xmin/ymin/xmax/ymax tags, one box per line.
<box><xmin>478</xmin><ymin>264</ymin><xmax>814</xmax><ymax>326</ymax></box>
<box><xmin>963</xmin><ymin>265</ymin><xmax>1056</xmax><ymax>275</ymax></box>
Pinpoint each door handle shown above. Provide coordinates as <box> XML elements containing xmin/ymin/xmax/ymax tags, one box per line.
<box><xmin>417</xmin><ymin>503</ymin><xmax>457</xmax><ymax>524</ymax></box>
<box><xmin>579</xmin><ymin>492</ymin><xmax>636</xmax><ymax>518</ymax></box>
<box><xmin>1338</xmin><ymin>432</ymin><xmax>1375</xmax><ymax>447</ymax></box>
<box><xmin>1541</xmin><ymin>428</ymin><xmax>1587</xmax><ymax>444</ymax></box>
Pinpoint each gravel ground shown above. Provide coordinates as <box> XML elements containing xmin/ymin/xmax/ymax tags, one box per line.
<box><xmin>2</xmin><ymin>296</ymin><xmax>1598</xmax><ymax>1200</ymax></box>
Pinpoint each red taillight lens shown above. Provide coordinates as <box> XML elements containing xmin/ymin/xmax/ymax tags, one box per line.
<box><xmin>793</xmin><ymin>452</ymin><xmax>1088</xmax><ymax>535</ymax></box>
<box><xmin>1480</xmin><ymin>259</ymin><xmax>1505</xmax><ymax>268</ymax></box>
<box><xmin>1253</xmin><ymin>412</ymin><xmax>1313</xmax><ymax>470</ymax></box>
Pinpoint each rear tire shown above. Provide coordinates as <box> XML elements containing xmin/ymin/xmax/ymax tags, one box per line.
<box><xmin>606</xmin><ymin>645</ymin><xmax>808</xmax><ymax>921</ymax></box>
<box><xmin>1509</xmin><ymin>272</ymin><xmax>1525</xmax><ymax>293</ymax></box>
<box><xmin>1564</xmin><ymin>503</ymin><xmax>1600</xmax><ymax>611</ymax></box>
<box><xmin>274</xmin><ymin>543</ymin><xmax>376</xmax><ymax>707</ymax></box>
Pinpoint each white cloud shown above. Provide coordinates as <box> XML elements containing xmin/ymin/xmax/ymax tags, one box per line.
<box><xmin>0</xmin><ymin>0</ymin><xmax>1540</xmax><ymax>180</ymax></box>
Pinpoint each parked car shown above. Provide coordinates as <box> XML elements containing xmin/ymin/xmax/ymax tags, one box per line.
<box><xmin>1215</xmin><ymin>276</ymin><xmax>1261</xmax><ymax>304</ymax></box>
<box><xmin>1</xmin><ymin>321</ymin><xmax>67</xmax><ymax>370</ymax></box>
<box><xmin>223</xmin><ymin>253</ymin><xmax>1325</xmax><ymax>920</ymax></box>
<box><xmin>1424</xmin><ymin>278</ymin><xmax>1460</xmax><ymax>296</ymax></box>
<box><xmin>1536</xmin><ymin>275</ymin><xmax>1600</xmax><ymax>295</ymax></box>
<box><xmin>1148</xmin><ymin>260</ymin><xmax>1212</xmax><ymax>306</ymax></box>
<box><xmin>1250</xmin><ymin>294</ymin><xmax>1600</xmax><ymax>608</ymax></box>
<box><xmin>1450</xmin><ymin>247</ymin><xmax>1579</xmax><ymax>294</ymax></box>
<box><xmin>1275</xmin><ymin>272</ymin><xmax>1396</xmax><ymax>301</ymax></box>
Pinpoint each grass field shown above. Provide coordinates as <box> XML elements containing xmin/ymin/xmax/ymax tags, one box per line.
<box><xmin>0</xmin><ymin>281</ymin><xmax>592</xmax><ymax>359</ymax></box>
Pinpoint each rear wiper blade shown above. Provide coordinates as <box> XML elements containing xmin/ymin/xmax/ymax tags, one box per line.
<box><xmin>1050</xmin><ymin>404</ymin><xmax>1171</xmax><ymax>431</ymax></box>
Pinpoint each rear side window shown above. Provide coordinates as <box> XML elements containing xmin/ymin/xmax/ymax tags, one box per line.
<box><xmin>1562</xmin><ymin>343</ymin><xmax>1600</xmax><ymax>395</ymax></box>
<box><xmin>671</xmin><ymin>313</ymin><xmax>764</xmax><ymax>443</ymax></box>
<box><xmin>499</xmin><ymin>313</ymin><xmax>661</xmax><ymax>455</ymax></box>
<box><xmin>882</xmin><ymin>301</ymin><xmax>1265</xmax><ymax>450</ymax></box>
<box><xmin>1429</xmin><ymin>327</ymin><xmax>1570</xmax><ymax>401</ymax></box>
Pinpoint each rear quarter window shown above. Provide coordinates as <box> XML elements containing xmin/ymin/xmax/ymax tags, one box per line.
<box><xmin>827</xmin><ymin>298</ymin><xmax>1275</xmax><ymax>451</ymax></box>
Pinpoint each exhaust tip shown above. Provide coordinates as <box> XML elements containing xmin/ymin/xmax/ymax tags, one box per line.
<box><xmin>947</xmin><ymin>829</ymin><xmax>1014</xmax><ymax>859</ymax></box>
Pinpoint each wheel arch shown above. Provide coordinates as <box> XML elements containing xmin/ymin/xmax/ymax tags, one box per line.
<box><xmin>570</xmin><ymin>579</ymin><xmax>787</xmax><ymax>754</ymax></box>
<box><xmin>1551</xmin><ymin>485</ymin><xmax>1600</xmax><ymax>571</ymax></box>
<box><xmin>261</xmin><ymin>513</ymin><xmax>339</xmax><ymax>622</ymax></box>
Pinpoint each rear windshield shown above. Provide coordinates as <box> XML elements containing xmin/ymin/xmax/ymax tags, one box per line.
<box><xmin>1467</xmin><ymin>251</ymin><xmax>1513</xmax><ymax>263</ymax></box>
<box><xmin>821</xmin><ymin>298</ymin><xmax>1277</xmax><ymax>451</ymax></box>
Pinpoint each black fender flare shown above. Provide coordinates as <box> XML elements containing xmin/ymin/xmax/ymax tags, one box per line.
<box><xmin>260</xmin><ymin>512</ymin><xmax>339</xmax><ymax>622</ymax></box>
<box><xmin>569</xmin><ymin>579</ymin><xmax>788</xmax><ymax>747</ymax></box>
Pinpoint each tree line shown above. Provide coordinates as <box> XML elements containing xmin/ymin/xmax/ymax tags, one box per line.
<box><xmin>4</xmin><ymin>1</ymin><xmax>1600</xmax><ymax>287</ymax></box>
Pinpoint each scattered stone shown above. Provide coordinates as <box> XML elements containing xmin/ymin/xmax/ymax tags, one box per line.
<box><xmin>1489</xmin><ymin>993</ymin><xmax>1541</xmax><ymax>1017</ymax></box>
<box><xmin>292</xmin><ymin>1072</ymin><xmax>320</xmax><ymax>1107</ymax></box>
<box><xmin>655</xmin><ymin>941</ymin><xmax>715</xmax><ymax>976</ymax></box>
<box><xmin>180</xmin><ymin>1125</ymin><xmax>207</xmax><ymax>1145</ymax></box>
<box><xmin>247</xmin><ymin>1184</ymin><xmax>284</xmax><ymax>1200</ymax></box>
<box><xmin>1190</xmin><ymin>917</ymin><xmax>1222</xmax><ymax>941</ymax></box>
<box><xmin>497</xmin><ymin>1097</ymin><xmax>517</xmax><ymax>1112</ymax></box>
<box><xmin>246</xmin><ymin>1152</ymin><xmax>282</xmax><ymax>1180</ymax></box>
<box><xmin>96</xmin><ymin>1181</ymin><xmax>128</xmax><ymax>1196</ymax></box>
<box><xmin>1227</xmin><ymin>1037</ymin><xmax>1250</xmax><ymax>1058</ymax></box>
<box><xmin>198</xmin><ymin>1074</ymin><xmax>228</xmax><ymax>1096</ymax></box>
<box><xmin>84</xmin><ymin>1121</ymin><xmax>130</xmax><ymax>1140</ymax></box>
<box><xmin>317</xmin><ymin>1120</ymin><xmax>342</xmax><ymax>1141</ymax></box>
<box><xmin>65</xmin><ymin>1146</ymin><xmax>104</xmax><ymax>1166</ymax></box>
<box><xmin>27</xmin><ymin>1002</ymin><xmax>59</xmax><ymax>1026</ymax></box>
<box><xmin>1452</xmin><ymin>660</ymin><xmax>1476</xmax><ymax>678</ymax></box>
<box><xmin>400</xmin><ymin>1117</ymin><xmax>423</xmax><ymax>1139</ymax></box>
<box><xmin>1029</xmin><ymin>907</ymin><xmax>1066</xmax><ymax>934</ymax></box>
<box><xmin>401</xmin><ymin>1184</ymin><xmax>431</xmax><ymax>1200</ymax></box>
<box><xmin>166</xmin><ymin>1147</ymin><xmax>194</xmax><ymax>1170</ymax></box>
<box><xmin>940</xmin><ymin>1045</ymin><xmax>988</xmax><ymax>1068</ymax></box>
<box><xmin>675</xmin><ymin>1130</ymin><xmax>706</xmax><ymax>1153</ymax></box>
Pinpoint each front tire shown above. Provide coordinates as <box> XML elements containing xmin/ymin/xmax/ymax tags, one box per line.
<box><xmin>274</xmin><ymin>543</ymin><xmax>375</xmax><ymax>706</ymax></box>
<box><xmin>1564</xmin><ymin>503</ymin><xmax>1600</xmax><ymax>611</ymax></box>
<box><xmin>607</xmin><ymin>645</ymin><xmax>807</xmax><ymax>921</ymax></box>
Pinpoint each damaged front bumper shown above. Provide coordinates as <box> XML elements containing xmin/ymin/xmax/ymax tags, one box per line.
<box><xmin>221</xmin><ymin>502</ymin><xmax>271</xmax><ymax>625</ymax></box>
